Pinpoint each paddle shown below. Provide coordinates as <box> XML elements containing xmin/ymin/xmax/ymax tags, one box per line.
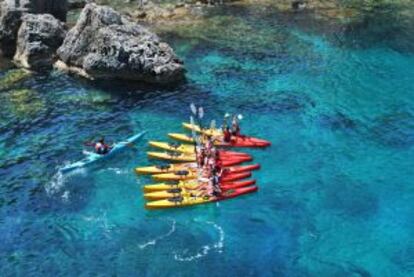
<box><xmin>190</xmin><ymin>116</ymin><xmax>202</xmax><ymax>179</ymax></box>
<box><xmin>190</xmin><ymin>103</ymin><xmax>205</xmax><ymax>132</ymax></box>
<box><xmin>190</xmin><ymin>104</ymin><xmax>205</xmax><ymax>180</ymax></box>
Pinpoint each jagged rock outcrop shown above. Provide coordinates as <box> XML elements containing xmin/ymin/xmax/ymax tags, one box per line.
<box><xmin>4</xmin><ymin>0</ymin><xmax>68</xmax><ymax>21</ymax></box>
<box><xmin>56</xmin><ymin>4</ymin><xmax>185</xmax><ymax>84</ymax></box>
<box><xmin>0</xmin><ymin>0</ymin><xmax>68</xmax><ymax>58</ymax></box>
<box><xmin>14</xmin><ymin>13</ymin><xmax>66</xmax><ymax>70</ymax></box>
<box><xmin>0</xmin><ymin>2</ymin><xmax>23</xmax><ymax>57</ymax></box>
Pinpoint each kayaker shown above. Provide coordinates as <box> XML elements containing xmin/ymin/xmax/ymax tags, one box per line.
<box><xmin>231</xmin><ymin>115</ymin><xmax>241</xmax><ymax>136</ymax></box>
<box><xmin>197</xmin><ymin>148</ymin><xmax>206</xmax><ymax>167</ymax></box>
<box><xmin>223</xmin><ymin>126</ymin><xmax>232</xmax><ymax>143</ymax></box>
<box><xmin>205</xmin><ymin>136</ymin><xmax>213</xmax><ymax>151</ymax></box>
<box><xmin>211</xmin><ymin>175</ymin><xmax>222</xmax><ymax>197</ymax></box>
<box><xmin>95</xmin><ymin>138</ymin><xmax>111</xmax><ymax>155</ymax></box>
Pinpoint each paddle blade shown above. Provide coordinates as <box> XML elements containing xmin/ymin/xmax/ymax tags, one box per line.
<box><xmin>210</xmin><ymin>120</ymin><xmax>216</xmax><ymax>130</ymax></box>
<box><xmin>190</xmin><ymin>103</ymin><xmax>197</xmax><ymax>115</ymax></box>
<box><xmin>198</xmin><ymin>107</ymin><xmax>204</xmax><ymax>119</ymax></box>
<box><xmin>190</xmin><ymin>116</ymin><xmax>198</xmax><ymax>144</ymax></box>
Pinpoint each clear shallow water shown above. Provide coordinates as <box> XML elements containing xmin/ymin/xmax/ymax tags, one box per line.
<box><xmin>1</xmin><ymin>4</ymin><xmax>414</xmax><ymax>276</ymax></box>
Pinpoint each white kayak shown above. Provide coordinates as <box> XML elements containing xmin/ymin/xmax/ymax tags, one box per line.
<box><xmin>60</xmin><ymin>131</ymin><xmax>146</xmax><ymax>173</ymax></box>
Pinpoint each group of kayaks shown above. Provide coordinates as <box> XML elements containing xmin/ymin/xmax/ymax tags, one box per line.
<box><xmin>135</xmin><ymin>122</ymin><xmax>271</xmax><ymax>209</ymax></box>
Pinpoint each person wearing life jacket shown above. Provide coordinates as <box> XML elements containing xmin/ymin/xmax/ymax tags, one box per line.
<box><xmin>197</xmin><ymin>148</ymin><xmax>206</xmax><ymax>167</ymax></box>
<box><xmin>211</xmin><ymin>174</ymin><xmax>222</xmax><ymax>197</ymax></box>
<box><xmin>95</xmin><ymin>138</ymin><xmax>110</xmax><ymax>155</ymax></box>
<box><xmin>223</xmin><ymin>126</ymin><xmax>232</xmax><ymax>143</ymax></box>
<box><xmin>231</xmin><ymin>115</ymin><xmax>241</xmax><ymax>136</ymax></box>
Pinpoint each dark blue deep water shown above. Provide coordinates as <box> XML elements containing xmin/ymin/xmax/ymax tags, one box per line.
<box><xmin>1</xmin><ymin>4</ymin><xmax>414</xmax><ymax>276</ymax></box>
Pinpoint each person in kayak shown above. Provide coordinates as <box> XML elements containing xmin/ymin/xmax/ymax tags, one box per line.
<box><xmin>95</xmin><ymin>138</ymin><xmax>111</xmax><ymax>155</ymax></box>
<box><xmin>223</xmin><ymin>126</ymin><xmax>232</xmax><ymax>143</ymax></box>
<box><xmin>211</xmin><ymin>174</ymin><xmax>222</xmax><ymax>197</ymax></box>
<box><xmin>231</xmin><ymin>115</ymin><xmax>241</xmax><ymax>136</ymax></box>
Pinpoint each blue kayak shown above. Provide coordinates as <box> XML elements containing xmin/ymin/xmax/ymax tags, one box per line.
<box><xmin>60</xmin><ymin>131</ymin><xmax>146</xmax><ymax>173</ymax></box>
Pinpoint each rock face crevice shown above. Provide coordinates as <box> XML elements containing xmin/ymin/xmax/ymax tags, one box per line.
<box><xmin>56</xmin><ymin>4</ymin><xmax>185</xmax><ymax>84</ymax></box>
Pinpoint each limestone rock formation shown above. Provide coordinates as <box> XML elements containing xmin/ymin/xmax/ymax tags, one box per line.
<box><xmin>14</xmin><ymin>13</ymin><xmax>67</xmax><ymax>70</ymax></box>
<box><xmin>56</xmin><ymin>3</ymin><xmax>185</xmax><ymax>84</ymax></box>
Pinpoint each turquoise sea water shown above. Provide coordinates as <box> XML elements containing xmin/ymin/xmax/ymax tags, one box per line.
<box><xmin>1</xmin><ymin>4</ymin><xmax>414</xmax><ymax>276</ymax></box>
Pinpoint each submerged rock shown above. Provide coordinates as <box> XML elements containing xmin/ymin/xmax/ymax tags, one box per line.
<box><xmin>0</xmin><ymin>69</ymin><xmax>32</xmax><ymax>91</ymax></box>
<box><xmin>14</xmin><ymin>14</ymin><xmax>67</xmax><ymax>70</ymax></box>
<box><xmin>56</xmin><ymin>3</ymin><xmax>185</xmax><ymax>84</ymax></box>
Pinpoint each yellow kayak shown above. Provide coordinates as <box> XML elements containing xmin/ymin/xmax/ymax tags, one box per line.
<box><xmin>135</xmin><ymin>162</ymin><xmax>197</xmax><ymax>175</ymax></box>
<box><xmin>144</xmin><ymin>179</ymin><xmax>256</xmax><ymax>196</ymax></box>
<box><xmin>152</xmin><ymin>170</ymin><xmax>199</xmax><ymax>181</ymax></box>
<box><xmin>146</xmin><ymin>194</ymin><xmax>211</xmax><ymax>208</ymax></box>
<box><xmin>144</xmin><ymin>187</ymin><xmax>201</xmax><ymax>200</ymax></box>
<box><xmin>182</xmin><ymin>122</ymin><xmax>223</xmax><ymax>136</ymax></box>
<box><xmin>153</xmin><ymin>171</ymin><xmax>251</xmax><ymax>182</ymax></box>
<box><xmin>147</xmin><ymin>151</ymin><xmax>252</xmax><ymax>163</ymax></box>
<box><xmin>149</xmin><ymin>141</ymin><xmax>196</xmax><ymax>154</ymax></box>
<box><xmin>145</xmin><ymin>186</ymin><xmax>258</xmax><ymax>209</ymax></box>
<box><xmin>143</xmin><ymin>180</ymin><xmax>202</xmax><ymax>192</ymax></box>
<box><xmin>147</xmin><ymin>151</ymin><xmax>196</xmax><ymax>162</ymax></box>
<box><xmin>168</xmin><ymin>133</ymin><xmax>227</xmax><ymax>146</ymax></box>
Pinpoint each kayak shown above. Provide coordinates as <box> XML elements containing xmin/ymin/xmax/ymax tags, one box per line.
<box><xmin>144</xmin><ymin>180</ymin><xmax>255</xmax><ymax>200</ymax></box>
<box><xmin>168</xmin><ymin>133</ymin><xmax>270</xmax><ymax>148</ymax></box>
<box><xmin>135</xmin><ymin>163</ymin><xmax>260</xmax><ymax>175</ymax></box>
<box><xmin>182</xmin><ymin>122</ymin><xmax>222</xmax><ymax>136</ymax></box>
<box><xmin>152</xmin><ymin>171</ymin><xmax>252</xmax><ymax>182</ymax></box>
<box><xmin>60</xmin><ymin>131</ymin><xmax>145</xmax><ymax>173</ymax></box>
<box><xmin>148</xmin><ymin>141</ymin><xmax>250</xmax><ymax>157</ymax></box>
<box><xmin>145</xmin><ymin>186</ymin><xmax>258</xmax><ymax>209</ymax></box>
<box><xmin>181</xmin><ymin>122</ymin><xmax>271</xmax><ymax>147</ymax></box>
<box><xmin>147</xmin><ymin>151</ymin><xmax>253</xmax><ymax>163</ymax></box>
<box><xmin>143</xmin><ymin>179</ymin><xmax>256</xmax><ymax>192</ymax></box>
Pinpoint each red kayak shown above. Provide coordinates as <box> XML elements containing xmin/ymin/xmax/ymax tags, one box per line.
<box><xmin>220</xmin><ymin>159</ymin><xmax>249</xmax><ymax>167</ymax></box>
<box><xmin>226</xmin><ymin>136</ymin><xmax>271</xmax><ymax>148</ymax></box>
<box><xmin>220</xmin><ymin>171</ymin><xmax>251</xmax><ymax>182</ymax></box>
<box><xmin>217</xmin><ymin>185</ymin><xmax>258</xmax><ymax>200</ymax></box>
<box><xmin>219</xmin><ymin>150</ymin><xmax>251</xmax><ymax>157</ymax></box>
<box><xmin>223</xmin><ymin>164</ymin><xmax>260</xmax><ymax>174</ymax></box>
<box><xmin>218</xmin><ymin>155</ymin><xmax>253</xmax><ymax>163</ymax></box>
<box><xmin>221</xmin><ymin>179</ymin><xmax>256</xmax><ymax>190</ymax></box>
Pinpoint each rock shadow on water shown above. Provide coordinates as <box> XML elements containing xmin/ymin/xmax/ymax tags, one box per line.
<box><xmin>369</xmin><ymin>111</ymin><xmax>414</xmax><ymax>149</ymax></box>
<box><xmin>235</xmin><ymin>90</ymin><xmax>315</xmax><ymax>115</ymax></box>
<box><xmin>322</xmin><ymin>175</ymin><xmax>378</xmax><ymax>220</ymax></box>
<box><xmin>317</xmin><ymin>111</ymin><xmax>358</xmax><ymax>133</ymax></box>
<box><xmin>391</xmin><ymin>243</ymin><xmax>414</xmax><ymax>274</ymax></box>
